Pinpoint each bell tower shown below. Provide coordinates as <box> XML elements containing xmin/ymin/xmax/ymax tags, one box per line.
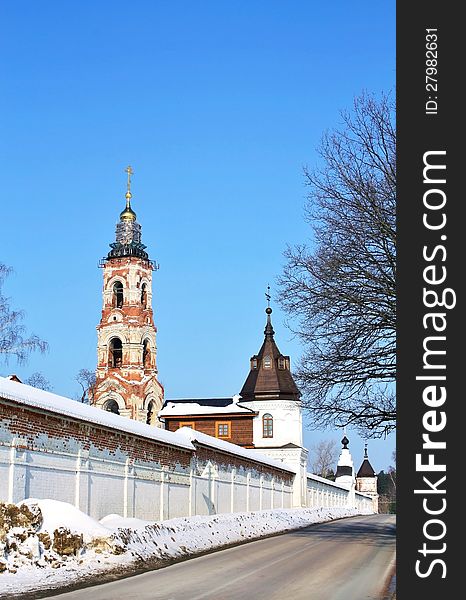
<box><xmin>94</xmin><ymin>166</ymin><xmax>164</xmax><ymax>425</ymax></box>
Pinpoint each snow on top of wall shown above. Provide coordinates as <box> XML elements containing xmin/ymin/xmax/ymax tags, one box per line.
<box><xmin>0</xmin><ymin>376</ymin><xmax>194</xmax><ymax>451</ymax></box>
<box><xmin>159</xmin><ymin>401</ymin><xmax>252</xmax><ymax>416</ymax></box>
<box><xmin>0</xmin><ymin>377</ymin><xmax>294</xmax><ymax>474</ymax></box>
<box><xmin>176</xmin><ymin>427</ymin><xmax>296</xmax><ymax>474</ymax></box>
<box><xmin>307</xmin><ymin>472</ymin><xmax>352</xmax><ymax>491</ymax></box>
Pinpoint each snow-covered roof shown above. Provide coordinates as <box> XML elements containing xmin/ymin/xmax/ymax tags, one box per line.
<box><xmin>176</xmin><ymin>427</ymin><xmax>296</xmax><ymax>474</ymax></box>
<box><xmin>159</xmin><ymin>399</ymin><xmax>254</xmax><ymax>417</ymax></box>
<box><xmin>0</xmin><ymin>377</ymin><xmax>295</xmax><ymax>474</ymax></box>
<box><xmin>0</xmin><ymin>376</ymin><xmax>194</xmax><ymax>451</ymax></box>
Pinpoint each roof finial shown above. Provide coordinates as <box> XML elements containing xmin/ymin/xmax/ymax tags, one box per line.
<box><xmin>125</xmin><ymin>165</ymin><xmax>134</xmax><ymax>194</ymax></box>
<box><xmin>364</xmin><ymin>442</ymin><xmax>368</xmax><ymax>458</ymax></box>
<box><xmin>264</xmin><ymin>285</ymin><xmax>274</xmax><ymax>336</ymax></box>
<box><xmin>120</xmin><ymin>165</ymin><xmax>137</xmax><ymax>222</ymax></box>
<box><xmin>265</xmin><ymin>284</ymin><xmax>271</xmax><ymax>309</ymax></box>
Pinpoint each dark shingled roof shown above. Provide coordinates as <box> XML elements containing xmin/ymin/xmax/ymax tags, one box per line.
<box><xmin>356</xmin><ymin>458</ymin><xmax>376</xmax><ymax>478</ymax></box>
<box><xmin>335</xmin><ymin>465</ymin><xmax>353</xmax><ymax>477</ymax></box>
<box><xmin>239</xmin><ymin>309</ymin><xmax>300</xmax><ymax>401</ymax></box>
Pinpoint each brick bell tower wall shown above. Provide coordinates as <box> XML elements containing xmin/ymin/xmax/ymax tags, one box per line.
<box><xmin>94</xmin><ymin>255</ymin><xmax>164</xmax><ymax>425</ymax></box>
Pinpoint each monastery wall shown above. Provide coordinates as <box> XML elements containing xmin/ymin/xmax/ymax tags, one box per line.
<box><xmin>0</xmin><ymin>378</ymin><xmax>294</xmax><ymax>521</ymax></box>
<box><xmin>0</xmin><ymin>378</ymin><xmax>373</xmax><ymax>519</ymax></box>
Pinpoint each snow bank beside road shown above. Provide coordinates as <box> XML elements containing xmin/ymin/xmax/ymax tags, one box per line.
<box><xmin>0</xmin><ymin>499</ymin><xmax>366</xmax><ymax>598</ymax></box>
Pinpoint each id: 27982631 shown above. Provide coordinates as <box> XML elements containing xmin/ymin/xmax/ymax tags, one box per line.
<box><xmin>425</xmin><ymin>28</ymin><xmax>438</xmax><ymax>115</ymax></box>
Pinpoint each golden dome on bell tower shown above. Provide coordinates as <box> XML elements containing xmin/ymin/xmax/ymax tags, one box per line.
<box><xmin>120</xmin><ymin>191</ymin><xmax>137</xmax><ymax>222</ymax></box>
<box><xmin>119</xmin><ymin>166</ymin><xmax>137</xmax><ymax>222</ymax></box>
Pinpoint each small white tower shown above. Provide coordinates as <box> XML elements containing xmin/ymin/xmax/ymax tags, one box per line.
<box><xmin>334</xmin><ymin>435</ymin><xmax>355</xmax><ymax>488</ymax></box>
<box><xmin>239</xmin><ymin>295</ymin><xmax>308</xmax><ymax>506</ymax></box>
<box><xmin>356</xmin><ymin>444</ymin><xmax>379</xmax><ymax>513</ymax></box>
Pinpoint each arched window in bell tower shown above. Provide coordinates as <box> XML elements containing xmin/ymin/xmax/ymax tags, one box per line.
<box><xmin>113</xmin><ymin>281</ymin><xmax>124</xmax><ymax>308</ymax></box>
<box><xmin>141</xmin><ymin>282</ymin><xmax>147</xmax><ymax>308</ymax></box>
<box><xmin>142</xmin><ymin>339</ymin><xmax>151</xmax><ymax>369</ymax></box>
<box><xmin>104</xmin><ymin>399</ymin><xmax>120</xmax><ymax>415</ymax></box>
<box><xmin>109</xmin><ymin>337</ymin><xmax>123</xmax><ymax>367</ymax></box>
<box><xmin>146</xmin><ymin>400</ymin><xmax>154</xmax><ymax>424</ymax></box>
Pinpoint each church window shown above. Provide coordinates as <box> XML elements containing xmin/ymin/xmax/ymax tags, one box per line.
<box><xmin>251</xmin><ymin>358</ymin><xmax>258</xmax><ymax>369</ymax></box>
<box><xmin>263</xmin><ymin>355</ymin><xmax>272</xmax><ymax>369</ymax></box>
<box><xmin>278</xmin><ymin>357</ymin><xmax>286</xmax><ymax>370</ymax></box>
<box><xmin>142</xmin><ymin>339</ymin><xmax>151</xmax><ymax>369</ymax></box>
<box><xmin>146</xmin><ymin>400</ymin><xmax>154</xmax><ymax>425</ymax></box>
<box><xmin>113</xmin><ymin>281</ymin><xmax>123</xmax><ymax>308</ymax></box>
<box><xmin>109</xmin><ymin>337</ymin><xmax>123</xmax><ymax>367</ymax></box>
<box><xmin>263</xmin><ymin>413</ymin><xmax>273</xmax><ymax>438</ymax></box>
<box><xmin>104</xmin><ymin>399</ymin><xmax>120</xmax><ymax>415</ymax></box>
<box><xmin>141</xmin><ymin>283</ymin><xmax>147</xmax><ymax>308</ymax></box>
<box><xmin>216</xmin><ymin>422</ymin><xmax>230</xmax><ymax>438</ymax></box>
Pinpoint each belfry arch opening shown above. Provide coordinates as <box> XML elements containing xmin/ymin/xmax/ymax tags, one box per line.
<box><xmin>142</xmin><ymin>339</ymin><xmax>151</xmax><ymax>369</ymax></box>
<box><xmin>146</xmin><ymin>400</ymin><xmax>154</xmax><ymax>424</ymax></box>
<box><xmin>141</xmin><ymin>283</ymin><xmax>147</xmax><ymax>308</ymax></box>
<box><xmin>113</xmin><ymin>281</ymin><xmax>123</xmax><ymax>308</ymax></box>
<box><xmin>109</xmin><ymin>337</ymin><xmax>123</xmax><ymax>368</ymax></box>
<box><xmin>104</xmin><ymin>399</ymin><xmax>120</xmax><ymax>415</ymax></box>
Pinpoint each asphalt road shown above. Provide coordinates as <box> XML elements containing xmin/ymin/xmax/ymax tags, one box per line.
<box><xmin>47</xmin><ymin>514</ymin><xmax>396</xmax><ymax>600</ymax></box>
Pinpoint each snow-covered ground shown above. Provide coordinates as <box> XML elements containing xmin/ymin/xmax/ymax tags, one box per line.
<box><xmin>0</xmin><ymin>499</ymin><xmax>369</xmax><ymax>598</ymax></box>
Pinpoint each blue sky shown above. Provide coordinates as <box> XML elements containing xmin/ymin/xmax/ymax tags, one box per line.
<box><xmin>0</xmin><ymin>1</ymin><xmax>395</xmax><ymax>470</ymax></box>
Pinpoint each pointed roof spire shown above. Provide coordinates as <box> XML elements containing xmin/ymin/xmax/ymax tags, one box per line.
<box><xmin>356</xmin><ymin>443</ymin><xmax>376</xmax><ymax>478</ymax></box>
<box><xmin>239</xmin><ymin>291</ymin><xmax>300</xmax><ymax>401</ymax></box>
<box><xmin>264</xmin><ymin>286</ymin><xmax>275</xmax><ymax>338</ymax></box>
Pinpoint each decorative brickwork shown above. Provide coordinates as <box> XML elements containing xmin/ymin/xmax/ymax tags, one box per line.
<box><xmin>94</xmin><ymin>173</ymin><xmax>164</xmax><ymax>425</ymax></box>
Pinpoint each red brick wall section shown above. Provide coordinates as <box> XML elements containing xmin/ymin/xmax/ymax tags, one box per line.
<box><xmin>0</xmin><ymin>398</ymin><xmax>192</xmax><ymax>469</ymax></box>
<box><xmin>0</xmin><ymin>397</ymin><xmax>292</xmax><ymax>483</ymax></box>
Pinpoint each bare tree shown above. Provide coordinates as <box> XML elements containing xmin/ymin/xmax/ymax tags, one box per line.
<box><xmin>0</xmin><ymin>264</ymin><xmax>48</xmax><ymax>365</ymax></box>
<box><xmin>309</xmin><ymin>439</ymin><xmax>338</xmax><ymax>479</ymax></box>
<box><xmin>25</xmin><ymin>372</ymin><xmax>52</xmax><ymax>391</ymax></box>
<box><xmin>388</xmin><ymin>450</ymin><xmax>396</xmax><ymax>493</ymax></box>
<box><xmin>378</xmin><ymin>452</ymin><xmax>396</xmax><ymax>513</ymax></box>
<box><xmin>76</xmin><ymin>368</ymin><xmax>96</xmax><ymax>404</ymax></box>
<box><xmin>278</xmin><ymin>92</ymin><xmax>395</xmax><ymax>438</ymax></box>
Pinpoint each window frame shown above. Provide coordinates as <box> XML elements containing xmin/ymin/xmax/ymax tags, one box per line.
<box><xmin>262</xmin><ymin>413</ymin><xmax>273</xmax><ymax>438</ymax></box>
<box><xmin>216</xmin><ymin>421</ymin><xmax>231</xmax><ymax>439</ymax></box>
<box><xmin>263</xmin><ymin>355</ymin><xmax>272</xmax><ymax>369</ymax></box>
<box><xmin>108</xmin><ymin>337</ymin><xmax>123</xmax><ymax>368</ymax></box>
<box><xmin>112</xmin><ymin>281</ymin><xmax>124</xmax><ymax>309</ymax></box>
